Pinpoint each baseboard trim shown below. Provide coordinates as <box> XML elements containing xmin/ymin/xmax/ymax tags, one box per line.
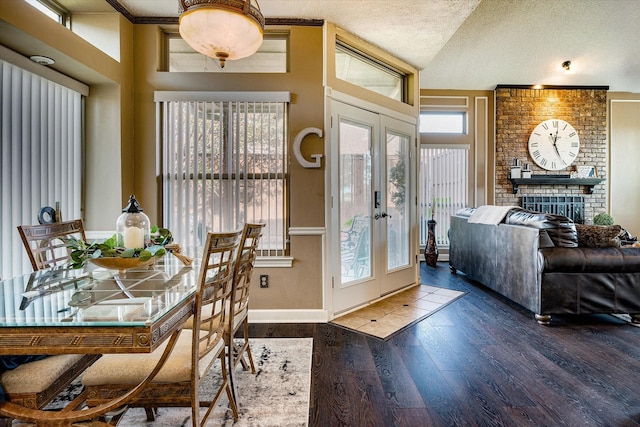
<box><xmin>248</xmin><ymin>309</ymin><xmax>329</xmax><ymax>323</ymax></box>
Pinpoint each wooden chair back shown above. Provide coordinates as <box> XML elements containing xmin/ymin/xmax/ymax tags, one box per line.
<box><xmin>17</xmin><ymin>220</ymin><xmax>85</xmax><ymax>271</ymax></box>
<box><xmin>81</xmin><ymin>230</ymin><xmax>242</xmax><ymax>426</ymax></box>
<box><xmin>230</xmin><ymin>223</ymin><xmax>265</xmax><ymax>322</ymax></box>
<box><xmin>3</xmin><ymin>219</ymin><xmax>98</xmax><ymax>425</ymax></box>
<box><xmin>192</xmin><ymin>230</ymin><xmax>241</xmax><ymax>375</ymax></box>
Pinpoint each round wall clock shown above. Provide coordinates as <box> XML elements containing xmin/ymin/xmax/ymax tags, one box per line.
<box><xmin>528</xmin><ymin>119</ymin><xmax>580</xmax><ymax>171</ymax></box>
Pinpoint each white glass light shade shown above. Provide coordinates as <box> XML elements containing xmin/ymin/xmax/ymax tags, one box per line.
<box><xmin>179</xmin><ymin>2</ymin><xmax>264</xmax><ymax>67</ymax></box>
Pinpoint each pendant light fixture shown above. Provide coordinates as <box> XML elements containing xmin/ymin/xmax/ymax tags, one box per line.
<box><xmin>178</xmin><ymin>0</ymin><xmax>265</xmax><ymax>68</ymax></box>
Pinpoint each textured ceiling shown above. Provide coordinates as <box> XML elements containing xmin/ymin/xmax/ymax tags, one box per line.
<box><xmin>115</xmin><ymin>0</ymin><xmax>482</xmax><ymax>70</ymax></box>
<box><xmin>39</xmin><ymin>0</ymin><xmax>640</xmax><ymax>92</ymax></box>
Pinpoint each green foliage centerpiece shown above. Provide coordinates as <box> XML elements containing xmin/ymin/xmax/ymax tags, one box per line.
<box><xmin>67</xmin><ymin>226</ymin><xmax>171</xmax><ymax>270</ymax></box>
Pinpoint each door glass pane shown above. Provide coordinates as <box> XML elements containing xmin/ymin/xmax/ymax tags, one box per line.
<box><xmin>339</xmin><ymin>119</ymin><xmax>372</xmax><ymax>284</ymax></box>
<box><xmin>386</xmin><ymin>132</ymin><xmax>410</xmax><ymax>270</ymax></box>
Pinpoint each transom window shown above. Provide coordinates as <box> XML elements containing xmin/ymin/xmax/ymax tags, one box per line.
<box><xmin>24</xmin><ymin>0</ymin><xmax>69</xmax><ymax>26</ymax></box>
<box><xmin>166</xmin><ymin>33</ymin><xmax>288</xmax><ymax>73</ymax></box>
<box><xmin>157</xmin><ymin>93</ymin><xmax>289</xmax><ymax>256</ymax></box>
<box><xmin>335</xmin><ymin>40</ymin><xmax>407</xmax><ymax>102</ymax></box>
<box><xmin>420</xmin><ymin>112</ymin><xmax>467</xmax><ymax>134</ymax></box>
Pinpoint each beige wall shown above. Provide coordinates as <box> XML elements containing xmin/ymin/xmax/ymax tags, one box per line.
<box><xmin>131</xmin><ymin>25</ymin><xmax>326</xmax><ymax>310</ymax></box>
<box><xmin>609</xmin><ymin>92</ymin><xmax>640</xmax><ymax>236</ymax></box>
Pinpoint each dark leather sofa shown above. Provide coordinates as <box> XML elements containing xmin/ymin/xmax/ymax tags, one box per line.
<box><xmin>448</xmin><ymin>207</ymin><xmax>640</xmax><ymax>325</ymax></box>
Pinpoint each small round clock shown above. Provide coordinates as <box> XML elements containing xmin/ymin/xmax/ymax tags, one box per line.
<box><xmin>528</xmin><ymin>119</ymin><xmax>580</xmax><ymax>171</ymax></box>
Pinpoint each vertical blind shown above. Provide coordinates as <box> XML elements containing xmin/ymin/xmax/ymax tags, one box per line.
<box><xmin>419</xmin><ymin>146</ymin><xmax>468</xmax><ymax>247</ymax></box>
<box><xmin>0</xmin><ymin>60</ymin><xmax>83</xmax><ymax>278</ymax></box>
<box><xmin>157</xmin><ymin>92</ymin><xmax>289</xmax><ymax>255</ymax></box>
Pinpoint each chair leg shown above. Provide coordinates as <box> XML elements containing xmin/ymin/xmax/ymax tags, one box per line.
<box><xmin>228</xmin><ymin>339</ymin><xmax>238</xmax><ymax>404</ymax></box>
<box><xmin>144</xmin><ymin>407</ymin><xmax>157</xmax><ymax>421</ymax></box>
<box><xmin>242</xmin><ymin>319</ymin><xmax>256</xmax><ymax>374</ymax></box>
<box><xmin>222</xmin><ymin>351</ymin><xmax>239</xmax><ymax>422</ymax></box>
<box><xmin>203</xmin><ymin>350</ymin><xmax>238</xmax><ymax>425</ymax></box>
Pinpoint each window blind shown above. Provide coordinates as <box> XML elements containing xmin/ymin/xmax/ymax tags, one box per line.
<box><xmin>419</xmin><ymin>146</ymin><xmax>468</xmax><ymax>248</ymax></box>
<box><xmin>157</xmin><ymin>93</ymin><xmax>289</xmax><ymax>256</ymax></box>
<box><xmin>0</xmin><ymin>60</ymin><xmax>83</xmax><ymax>278</ymax></box>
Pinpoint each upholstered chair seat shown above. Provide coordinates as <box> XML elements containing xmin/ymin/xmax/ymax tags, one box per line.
<box><xmin>82</xmin><ymin>330</ymin><xmax>219</xmax><ymax>386</ymax></box>
<box><xmin>2</xmin><ymin>354</ymin><xmax>90</xmax><ymax>405</ymax></box>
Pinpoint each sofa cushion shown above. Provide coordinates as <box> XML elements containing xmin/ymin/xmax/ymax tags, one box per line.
<box><xmin>575</xmin><ymin>224</ymin><xmax>622</xmax><ymax>248</ymax></box>
<box><xmin>504</xmin><ymin>208</ymin><xmax>578</xmax><ymax>247</ymax></box>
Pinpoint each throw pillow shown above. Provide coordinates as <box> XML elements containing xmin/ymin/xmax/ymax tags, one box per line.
<box><xmin>575</xmin><ymin>224</ymin><xmax>622</xmax><ymax>248</ymax></box>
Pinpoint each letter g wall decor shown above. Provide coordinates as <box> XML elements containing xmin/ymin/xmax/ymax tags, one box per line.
<box><xmin>293</xmin><ymin>127</ymin><xmax>323</xmax><ymax>168</ymax></box>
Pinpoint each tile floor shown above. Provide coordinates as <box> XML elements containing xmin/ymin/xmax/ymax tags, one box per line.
<box><xmin>330</xmin><ymin>284</ymin><xmax>465</xmax><ymax>339</ymax></box>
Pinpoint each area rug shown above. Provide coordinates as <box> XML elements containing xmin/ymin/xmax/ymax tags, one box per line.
<box><xmin>330</xmin><ymin>284</ymin><xmax>465</xmax><ymax>340</ymax></box>
<box><xmin>43</xmin><ymin>338</ymin><xmax>312</xmax><ymax>427</ymax></box>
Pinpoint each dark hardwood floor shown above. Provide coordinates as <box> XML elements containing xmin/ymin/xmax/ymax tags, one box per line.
<box><xmin>249</xmin><ymin>262</ymin><xmax>640</xmax><ymax>427</ymax></box>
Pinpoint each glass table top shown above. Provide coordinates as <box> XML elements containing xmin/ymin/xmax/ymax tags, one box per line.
<box><xmin>0</xmin><ymin>254</ymin><xmax>200</xmax><ymax>327</ymax></box>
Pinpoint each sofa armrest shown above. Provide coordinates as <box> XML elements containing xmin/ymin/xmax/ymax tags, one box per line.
<box><xmin>539</xmin><ymin>247</ymin><xmax>640</xmax><ymax>273</ymax></box>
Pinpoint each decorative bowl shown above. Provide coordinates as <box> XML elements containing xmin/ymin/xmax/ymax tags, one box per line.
<box><xmin>89</xmin><ymin>256</ymin><xmax>158</xmax><ymax>271</ymax></box>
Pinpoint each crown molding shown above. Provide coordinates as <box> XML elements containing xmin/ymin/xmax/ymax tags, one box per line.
<box><xmin>105</xmin><ymin>1</ymin><xmax>324</xmax><ymax>26</ymax></box>
<box><xmin>495</xmin><ymin>84</ymin><xmax>610</xmax><ymax>90</ymax></box>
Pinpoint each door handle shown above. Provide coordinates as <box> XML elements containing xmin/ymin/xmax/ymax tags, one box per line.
<box><xmin>374</xmin><ymin>212</ymin><xmax>392</xmax><ymax>220</ymax></box>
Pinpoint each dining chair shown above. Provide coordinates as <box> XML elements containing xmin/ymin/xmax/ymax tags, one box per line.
<box><xmin>1</xmin><ymin>220</ymin><xmax>99</xmax><ymax>426</ymax></box>
<box><xmin>17</xmin><ymin>219</ymin><xmax>86</xmax><ymax>271</ymax></box>
<box><xmin>226</xmin><ymin>223</ymin><xmax>265</xmax><ymax>400</ymax></box>
<box><xmin>81</xmin><ymin>230</ymin><xmax>242</xmax><ymax>426</ymax></box>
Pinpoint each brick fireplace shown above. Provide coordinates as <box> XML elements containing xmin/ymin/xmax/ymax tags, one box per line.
<box><xmin>494</xmin><ymin>85</ymin><xmax>608</xmax><ymax>223</ymax></box>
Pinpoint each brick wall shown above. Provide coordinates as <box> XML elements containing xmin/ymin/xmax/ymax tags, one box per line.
<box><xmin>495</xmin><ymin>86</ymin><xmax>608</xmax><ymax>223</ymax></box>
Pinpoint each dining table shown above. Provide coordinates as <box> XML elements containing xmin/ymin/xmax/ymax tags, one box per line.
<box><xmin>0</xmin><ymin>252</ymin><xmax>200</xmax><ymax>426</ymax></box>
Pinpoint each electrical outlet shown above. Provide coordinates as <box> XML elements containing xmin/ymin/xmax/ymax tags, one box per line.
<box><xmin>259</xmin><ymin>274</ymin><xmax>269</xmax><ymax>288</ymax></box>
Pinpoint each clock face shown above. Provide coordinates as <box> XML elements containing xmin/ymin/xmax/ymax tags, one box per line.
<box><xmin>528</xmin><ymin>119</ymin><xmax>580</xmax><ymax>171</ymax></box>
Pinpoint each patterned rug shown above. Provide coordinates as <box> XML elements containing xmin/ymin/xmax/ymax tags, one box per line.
<box><xmin>43</xmin><ymin>338</ymin><xmax>313</xmax><ymax>427</ymax></box>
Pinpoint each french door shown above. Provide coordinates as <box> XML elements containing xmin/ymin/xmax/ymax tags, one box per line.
<box><xmin>330</xmin><ymin>100</ymin><xmax>416</xmax><ymax>314</ymax></box>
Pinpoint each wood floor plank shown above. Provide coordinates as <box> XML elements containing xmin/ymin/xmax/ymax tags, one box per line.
<box><xmin>367</xmin><ymin>338</ymin><xmax>426</xmax><ymax>409</ymax></box>
<box><xmin>250</xmin><ymin>262</ymin><xmax>640</xmax><ymax>427</ymax></box>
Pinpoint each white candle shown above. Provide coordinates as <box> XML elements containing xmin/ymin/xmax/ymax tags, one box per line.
<box><xmin>123</xmin><ymin>226</ymin><xmax>145</xmax><ymax>249</ymax></box>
